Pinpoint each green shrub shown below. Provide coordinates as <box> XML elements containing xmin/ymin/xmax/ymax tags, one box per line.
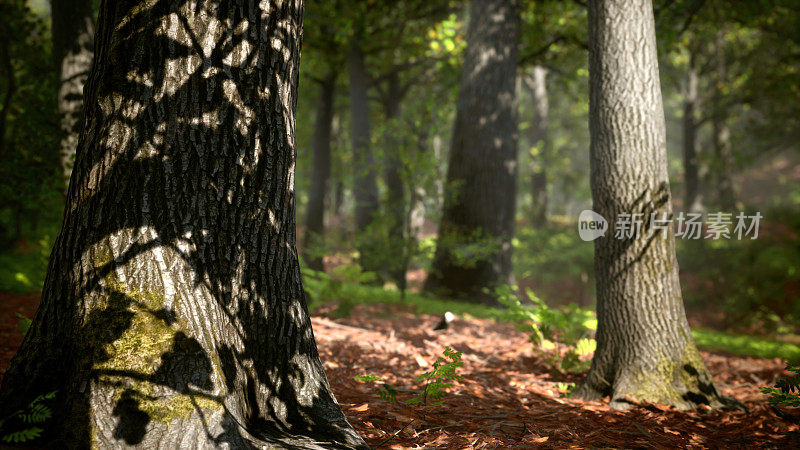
<box><xmin>496</xmin><ymin>284</ymin><xmax>596</xmax><ymax>372</ymax></box>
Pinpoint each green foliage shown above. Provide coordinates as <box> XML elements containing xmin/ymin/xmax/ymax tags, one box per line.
<box><xmin>513</xmin><ymin>223</ymin><xmax>595</xmax><ymax>306</ymax></box>
<box><xmin>15</xmin><ymin>312</ymin><xmax>31</xmax><ymax>335</ymax></box>
<box><xmin>407</xmin><ymin>347</ymin><xmax>463</xmax><ymax>409</ymax></box>
<box><xmin>0</xmin><ymin>0</ymin><xmax>61</xmax><ymax>249</ymax></box>
<box><xmin>302</xmin><ymin>261</ymin><xmax>377</xmax><ymax>317</ymax></box>
<box><xmin>354</xmin><ymin>347</ymin><xmax>463</xmax><ymax>410</ymax></box>
<box><xmin>678</xmin><ymin>208</ymin><xmax>800</xmax><ymax>333</ymax></box>
<box><xmin>496</xmin><ymin>285</ymin><xmax>596</xmax><ymax>372</ymax></box>
<box><xmin>0</xmin><ymin>391</ymin><xmax>56</xmax><ymax>444</ymax></box>
<box><xmin>691</xmin><ymin>329</ymin><xmax>800</xmax><ymax>362</ymax></box>
<box><xmin>761</xmin><ymin>364</ymin><xmax>800</xmax><ymax>408</ymax></box>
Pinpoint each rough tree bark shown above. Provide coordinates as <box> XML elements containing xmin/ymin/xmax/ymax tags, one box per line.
<box><xmin>52</xmin><ymin>0</ymin><xmax>94</xmax><ymax>187</ymax></box>
<box><xmin>683</xmin><ymin>52</ymin><xmax>704</xmax><ymax>213</ymax></box>
<box><xmin>526</xmin><ymin>65</ymin><xmax>549</xmax><ymax>227</ymax></box>
<box><xmin>424</xmin><ymin>0</ymin><xmax>520</xmax><ymax>304</ymax></box>
<box><xmin>304</xmin><ymin>72</ymin><xmax>336</xmax><ymax>272</ymax></box>
<box><xmin>0</xmin><ymin>1</ymin><xmax>366</xmax><ymax>447</ymax></box>
<box><xmin>575</xmin><ymin>0</ymin><xmax>731</xmax><ymax>410</ymax></box>
<box><xmin>712</xmin><ymin>31</ymin><xmax>736</xmax><ymax>211</ymax></box>
<box><xmin>347</xmin><ymin>40</ymin><xmax>381</xmax><ymax>273</ymax></box>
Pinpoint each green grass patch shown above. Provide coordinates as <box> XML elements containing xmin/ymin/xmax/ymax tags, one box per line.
<box><xmin>692</xmin><ymin>328</ymin><xmax>800</xmax><ymax>362</ymax></box>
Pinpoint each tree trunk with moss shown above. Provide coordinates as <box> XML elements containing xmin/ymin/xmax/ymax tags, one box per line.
<box><xmin>424</xmin><ymin>0</ymin><xmax>520</xmax><ymax>304</ymax></box>
<box><xmin>0</xmin><ymin>1</ymin><xmax>366</xmax><ymax>448</ymax></box>
<box><xmin>52</xmin><ymin>0</ymin><xmax>94</xmax><ymax>187</ymax></box>
<box><xmin>575</xmin><ymin>0</ymin><xmax>729</xmax><ymax>411</ymax></box>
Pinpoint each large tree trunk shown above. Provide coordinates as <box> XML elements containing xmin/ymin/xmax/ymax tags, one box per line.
<box><xmin>381</xmin><ymin>72</ymin><xmax>407</xmax><ymax>291</ymax></box>
<box><xmin>712</xmin><ymin>31</ymin><xmax>736</xmax><ymax>211</ymax></box>
<box><xmin>0</xmin><ymin>1</ymin><xmax>366</xmax><ymax>448</ymax></box>
<box><xmin>526</xmin><ymin>65</ymin><xmax>549</xmax><ymax>227</ymax></box>
<box><xmin>304</xmin><ymin>72</ymin><xmax>336</xmax><ymax>272</ymax></box>
<box><xmin>424</xmin><ymin>0</ymin><xmax>520</xmax><ymax>304</ymax></box>
<box><xmin>52</xmin><ymin>0</ymin><xmax>94</xmax><ymax>187</ymax></box>
<box><xmin>347</xmin><ymin>40</ymin><xmax>380</xmax><ymax>273</ymax></box>
<box><xmin>575</xmin><ymin>0</ymin><xmax>728</xmax><ymax>411</ymax></box>
<box><xmin>683</xmin><ymin>53</ymin><xmax>704</xmax><ymax>213</ymax></box>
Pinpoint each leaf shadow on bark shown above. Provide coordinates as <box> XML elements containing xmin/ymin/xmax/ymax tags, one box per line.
<box><xmin>0</xmin><ymin>0</ymin><xmax>366</xmax><ymax>448</ymax></box>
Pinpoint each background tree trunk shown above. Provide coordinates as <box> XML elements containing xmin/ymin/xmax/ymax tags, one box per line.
<box><xmin>683</xmin><ymin>53</ymin><xmax>704</xmax><ymax>213</ymax></box>
<box><xmin>712</xmin><ymin>31</ymin><xmax>737</xmax><ymax>211</ymax></box>
<box><xmin>526</xmin><ymin>65</ymin><xmax>549</xmax><ymax>227</ymax></box>
<box><xmin>0</xmin><ymin>1</ymin><xmax>366</xmax><ymax>447</ymax></box>
<box><xmin>304</xmin><ymin>72</ymin><xmax>336</xmax><ymax>272</ymax></box>
<box><xmin>575</xmin><ymin>0</ymin><xmax>728</xmax><ymax>411</ymax></box>
<box><xmin>347</xmin><ymin>40</ymin><xmax>381</xmax><ymax>274</ymax></box>
<box><xmin>51</xmin><ymin>0</ymin><xmax>94</xmax><ymax>188</ymax></box>
<box><xmin>381</xmin><ymin>72</ymin><xmax>407</xmax><ymax>291</ymax></box>
<box><xmin>424</xmin><ymin>0</ymin><xmax>520</xmax><ymax>304</ymax></box>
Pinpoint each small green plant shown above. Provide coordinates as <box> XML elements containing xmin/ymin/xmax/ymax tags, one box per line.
<box><xmin>407</xmin><ymin>347</ymin><xmax>464</xmax><ymax>409</ymax></box>
<box><xmin>556</xmin><ymin>382</ymin><xmax>577</xmax><ymax>398</ymax></box>
<box><xmin>353</xmin><ymin>375</ymin><xmax>399</xmax><ymax>404</ymax></box>
<box><xmin>354</xmin><ymin>347</ymin><xmax>464</xmax><ymax>410</ymax></box>
<box><xmin>761</xmin><ymin>363</ymin><xmax>800</xmax><ymax>408</ymax></box>
<box><xmin>761</xmin><ymin>363</ymin><xmax>800</xmax><ymax>439</ymax></box>
<box><xmin>16</xmin><ymin>312</ymin><xmax>31</xmax><ymax>335</ymax></box>
<box><xmin>0</xmin><ymin>391</ymin><xmax>56</xmax><ymax>444</ymax></box>
<box><xmin>497</xmin><ymin>285</ymin><xmax>596</xmax><ymax>372</ymax></box>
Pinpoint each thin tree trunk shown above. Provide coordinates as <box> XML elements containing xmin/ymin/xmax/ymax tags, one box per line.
<box><xmin>0</xmin><ymin>35</ymin><xmax>15</xmax><ymax>159</ymax></box>
<box><xmin>381</xmin><ymin>72</ymin><xmax>407</xmax><ymax>291</ymax></box>
<box><xmin>52</xmin><ymin>0</ymin><xmax>94</xmax><ymax>188</ymax></box>
<box><xmin>712</xmin><ymin>31</ymin><xmax>736</xmax><ymax>211</ymax></box>
<box><xmin>347</xmin><ymin>40</ymin><xmax>381</xmax><ymax>273</ymax></box>
<box><xmin>575</xmin><ymin>0</ymin><xmax>729</xmax><ymax>411</ymax></box>
<box><xmin>0</xmin><ymin>1</ymin><xmax>366</xmax><ymax>447</ymax></box>
<box><xmin>683</xmin><ymin>52</ymin><xmax>704</xmax><ymax>213</ymax></box>
<box><xmin>526</xmin><ymin>65</ymin><xmax>549</xmax><ymax>227</ymax></box>
<box><xmin>304</xmin><ymin>72</ymin><xmax>336</xmax><ymax>272</ymax></box>
<box><xmin>424</xmin><ymin>0</ymin><xmax>520</xmax><ymax>305</ymax></box>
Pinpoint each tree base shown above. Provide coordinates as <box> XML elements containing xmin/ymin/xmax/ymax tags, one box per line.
<box><xmin>573</xmin><ymin>361</ymin><xmax>745</xmax><ymax>412</ymax></box>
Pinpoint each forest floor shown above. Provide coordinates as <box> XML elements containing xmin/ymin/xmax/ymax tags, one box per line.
<box><xmin>1</xmin><ymin>293</ymin><xmax>798</xmax><ymax>448</ymax></box>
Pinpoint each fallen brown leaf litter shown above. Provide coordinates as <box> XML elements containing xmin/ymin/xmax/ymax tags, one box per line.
<box><xmin>314</xmin><ymin>303</ymin><xmax>798</xmax><ymax>449</ymax></box>
<box><xmin>1</xmin><ymin>294</ymin><xmax>798</xmax><ymax>448</ymax></box>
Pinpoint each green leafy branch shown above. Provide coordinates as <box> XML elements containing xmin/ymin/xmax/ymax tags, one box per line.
<box><xmin>761</xmin><ymin>363</ymin><xmax>800</xmax><ymax>408</ymax></box>
<box><xmin>0</xmin><ymin>391</ymin><xmax>56</xmax><ymax>444</ymax></box>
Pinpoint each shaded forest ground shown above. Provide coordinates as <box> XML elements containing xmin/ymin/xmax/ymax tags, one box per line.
<box><xmin>1</xmin><ymin>294</ymin><xmax>798</xmax><ymax>448</ymax></box>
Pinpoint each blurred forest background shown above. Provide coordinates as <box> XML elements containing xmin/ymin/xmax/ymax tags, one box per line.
<box><xmin>2</xmin><ymin>0</ymin><xmax>797</xmax><ymax>340</ymax></box>
<box><xmin>1</xmin><ymin>0</ymin><xmax>799</xmax><ymax>446</ymax></box>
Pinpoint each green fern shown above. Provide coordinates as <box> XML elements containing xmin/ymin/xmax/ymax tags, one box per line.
<box><xmin>0</xmin><ymin>391</ymin><xmax>56</xmax><ymax>443</ymax></box>
<box><xmin>407</xmin><ymin>347</ymin><xmax>463</xmax><ymax>409</ymax></box>
<box><xmin>354</xmin><ymin>348</ymin><xmax>464</xmax><ymax>409</ymax></box>
<box><xmin>762</xmin><ymin>364</ymin><xmax>800</xmax><ymax>408</ymax></box>
<box><xmin>496</xmin><ymin>285</ymin><xmax>596</xmax><ymax>372</ymax></box>
<box><xmin>2</xmin><ymin>427</ymin><xmax>43</xmax><ymax>443</ymax></box>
